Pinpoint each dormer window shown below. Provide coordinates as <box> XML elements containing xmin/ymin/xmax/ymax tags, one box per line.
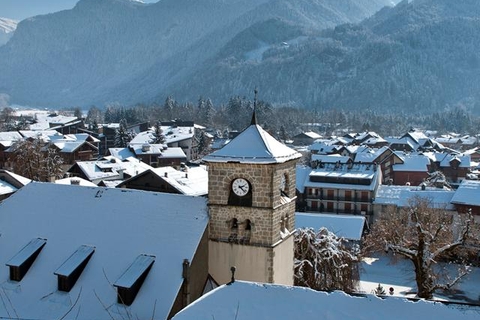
<box><xmin>6</xmin><ymin>238</ymin><xmax>47</xmax><ymax>281</ymax></box>
<box><xmin>114</xmin><ymin>254</ymin><xmax>155</xmax><ymax>306</ymax></box>
<box><xmin>54</xmin><ymin>245</ymin><xmax>95</xmax><ymax>292</ymax></box>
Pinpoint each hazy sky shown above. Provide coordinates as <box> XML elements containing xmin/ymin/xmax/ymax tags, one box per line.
<box><xmin>0</xmin><ymin>0</ymin><xmax>158</xmax><ymax>21</ymax></box>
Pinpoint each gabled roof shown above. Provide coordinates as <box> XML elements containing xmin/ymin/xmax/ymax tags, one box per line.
<box><xmin>393</xmin><ymin>153</ymin><xmax>430</xmax><ymax>172</ymax></box>
<box><xmin>172</xmin><ymin>281</ymin><xmax>480</xmax><ymax>320</ymax></box>
<box><xmin>0</xmin><ymin>183</ymin><xmax>208</xmax><ymax>319</ymax></box>
<box><xmin>70</xmin><ymin>157</ymin><xmax>152</xmax><ymax>183</ymax></box>
<box><xmin>451</xmin><ymin>180</ymin><xmax>480</xmax><ymax>207</ymax></box>
<box><xmin>203</xmin><ymin>123</ymin><xmax>300</xmax><ymax>164</ymax></box>
<box><xmin>375</xmin><ymin>185</ymin><xmax>455</xmax><ymax>210</ymax></box>
<box><xmin>118</xmin><ymin>166</ymin><xmax>208</xmax><ymax>196</ymax></box>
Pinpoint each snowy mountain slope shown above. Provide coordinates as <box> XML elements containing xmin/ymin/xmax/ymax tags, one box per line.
<box><xmin>93</xmin><ymin>0</ymin><xmax>399</xmax><ymax>106</ymax></box>
<box><xmin>0</xmin><ymin>0</ymin><xmax>395</xmax><ymax>107</ymax></box>
<box><xmin>168</xmin><ymin>0</ymin><xmax>480</xmax><ymax>114</ymax></box>
<box><xmin>0</xmin><ymin>18</ymin><xmax>17</xmax><ymax>46</ymax></box>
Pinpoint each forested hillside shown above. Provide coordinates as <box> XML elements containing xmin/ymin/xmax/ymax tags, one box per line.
<box><xmin>173</xmin><ymin>0</ymin><xmax>480</xmax><ymax>114</ymax></box>
<box><xmin>0</xmin><ymin>0</ymin><xmax>395</xmax><ymax>107</ymax></box>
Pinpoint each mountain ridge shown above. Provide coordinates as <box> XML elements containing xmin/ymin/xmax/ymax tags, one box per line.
<box><xmin>1</xmin><ymin>0</ymin><xmax>396</xmax><ymax>107</ymax></box>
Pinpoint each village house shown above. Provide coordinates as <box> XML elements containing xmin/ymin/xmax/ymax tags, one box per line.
<box><xmin>117</xmin><ymin>165</ymin><xmax>208</xmax><ymax>196</ymax></box>
<box><xmin>391</xmin><ymin>152</ymin><xmax>430</xmax><ymax>186</ymax></box>
<box><xmin>67</xmin><ymin>156</ymin><xmax>152</xmax><ymax>185</ymax></box>
<box><xmin>292</xmin><ymin>131</ymin><xmax>322</xmax><ymax>146</ymax></box>
<box><xmin>451</xmin><ymin>180</ymin><xmax>480</xmax><ymax>219</ymax></box>
<box><xmin>373</xmin><ymin>184</ymin><xmax>456</xmax><ymax>222</ymax></box>
<box><xmin>424</xmin><ymin>152</ymin><xmax>471</xmax><ymax>187</ymax></box>
<box><xmin>297</xmin><ymin>161</ymin><xmax>382</xmax><ymax>224</ymax></box>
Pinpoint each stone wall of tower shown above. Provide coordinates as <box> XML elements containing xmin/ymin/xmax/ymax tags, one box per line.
<box><xmin>208</xmin><ymin>160</ymin><xmax>297</xmax><ymax>246</ymax></box>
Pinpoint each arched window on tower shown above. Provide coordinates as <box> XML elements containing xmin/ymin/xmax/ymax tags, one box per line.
<box><xmin>242</xmin><ymin>219</ymin><xmax>252</xmax><ymax>244</ymax></box>
<box><xmin>228</xmin><ymin>218</ymin><xmax>238</xmax><ymax>242</ymax></box>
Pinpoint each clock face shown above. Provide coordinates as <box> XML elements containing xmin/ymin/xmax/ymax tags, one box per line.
<box><xmin>232</xmin><ymin>178</ymin><xmax>250</xmax><ymax>197</ymax></box>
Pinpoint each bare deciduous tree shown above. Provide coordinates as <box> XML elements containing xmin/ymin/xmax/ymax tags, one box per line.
<box><xmin>363</xmin><ymin>197</ymin><xmax>478</xmax><ymax>299</ymax></box>
<box><xmin>294</xmin><ymin>227</ymin><xmax>359</xmax><ymax>293</ymax></box>
<box><xmin>8</xmin><ymin>139</ymin><xmax>64</xmax><ymax>181</ymax></box>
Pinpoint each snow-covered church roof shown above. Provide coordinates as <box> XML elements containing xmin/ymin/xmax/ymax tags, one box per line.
<box><xmin>0</xmin><ymin>182</ymin><xmax>208</xmax><ymax>320</ymax></box>
<box><xmin>172</xmin><ymin>281</ymin><xmax>480</xmax><ymax>320</ymax></box>
<box><xmin>203</xmin><ymin>112</ymin><xmax>301</xmax><ymax>164</ymax></box>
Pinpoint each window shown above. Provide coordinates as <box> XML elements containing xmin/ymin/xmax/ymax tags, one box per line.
<box><xmin>6</xmin><ymin>238</ymin><xmax>47</xmax><ymax>281</ymax></box>
<box><xmin>54</xmin><ymin>245</ymin><xmax>95</xmax><ymax>292</ymax></box>
<box><xmin>114</xmin><ymin>254</ymin><xmax>155</xmax><ymax>306</ymax></box>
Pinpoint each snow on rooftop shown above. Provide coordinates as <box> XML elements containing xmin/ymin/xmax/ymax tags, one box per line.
<box><xmin>172</xmin><ymin>281</ymin><xmax>480</xmax><ymax>320</ymax></box>
<box><xmin>393</xmin><ymin>153</ymin><xmax>430</xmax><ymax>172</ymax></box>
<box><xmin>154</xmin><ymin>166</ymin><xmax>208</xmax><ymax>196</ymax></box>
<box><xmin>0</xmin><ymin>179</ymin><xmax>18</xmax><ymax>195</ymax></box>
<box><xmin>0</xmin><ymin>182</ymin><xmax>208</xmax><ymax>320</ymax></box>
<box><xmin>295</xmin><ymin>212</ymin><xmax>365</xmax><ymax>241</ymax></box>
<box><xmin>55</xmin><ymin>177</ymin><xmax>98</xmax><ymax>187</ymax></box>
<box><xmin>109</xmin><ymin>147</ymin><xmax>136</xmax><ymax>160</ymax></box>
<box><xmin>203</xmin><ymin>124</ymin><xmax>301</xmax><ymax>164</ymax></box>
<box><xmin>311</xmin><ymin>154</ymin><xmax>351</xmax><ymax>163</ymax></box>
<box><xmin>375</xmin><ymin>185</ymin><xmax>455</xmax><ymax>210</ymax></box>
<box><xmin>451</xmin><ymin>180</ymin><xmax>480</xmax><ymax>206</ymax></box>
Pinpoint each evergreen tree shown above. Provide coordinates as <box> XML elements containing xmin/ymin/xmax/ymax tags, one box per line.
<box><xmin>114</xmin><ymin>119</ymin><xmax>134</xmax><ymax>148</ymax></box>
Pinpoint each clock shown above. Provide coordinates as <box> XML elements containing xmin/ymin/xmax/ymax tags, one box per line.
<box><xmin>232</xmin><ymin>178</ymin><xmax>250</xmax><ymax>197</ymax></box>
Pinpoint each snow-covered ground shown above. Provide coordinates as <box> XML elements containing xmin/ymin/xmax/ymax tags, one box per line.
<box><xmin>360</xmin><ymin>255</ymin><xmax>480</xmax><ymax>304</ymax></box>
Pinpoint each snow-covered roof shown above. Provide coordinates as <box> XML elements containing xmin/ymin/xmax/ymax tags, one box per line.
<box><xmin>375</xmin><ymin>185</ymin><xmax>455</xmax><ymax>210</ymax></box>
<box><xmin>158</xmin><ymin>146</ymin><xmax>186</xmax><ymax>159</ymax></box>
<box><xmin>393</xmin><ymin>153</ymin><xmax>430</xmax><ymax>172</ymax></box>
<box><xmin>0</xmin><ymin>169</ymin><xmax>32</xmax><ymax>187</ymax></box>
<box><xmin>451</xmin><ymin>180</ymin><xmax>480</xmax><ymax>206</ymax></box>
<box><xmin>163</xmin><ymin>125</ymin><xmax>194</xmax><ymax>144</ymax></box>
<box><xmin>302</xmin><ymin>164</ymin><xmax>380</xmax><ymax>191</ymax></box>
<box><xmin>108</xmin><ymin>147</ymin><xmax>136</xmax><ymax>160</ymax></box>
<box><xmin>300</xmin><ymin>131</ymin><xmax>322</xmax><ymax>139</ymax></box>
<box><xmin>386</xmin><ymin>137</ymin><xmax>418</xmax><ymax>150</ymax></box>
<box><xmin>295</xmin><ymin>212</ymin><xmax>366</xmax><ymax>241</ymax></box>
<box><xmin>28</xmin><ymin>114</ymin><xmax>78</xmax><ymax>131</ymax></box>
<box><xmin>129</xmin><ymin>143</ymin><xmax>165</xmax><ymax>155</ymax></box>
<box><xmin>203</xmin><ymin>123</ymin><xmax>301</xmax><ymax>164</ymax></box>
<box><xmin>0</xmin><ymin>179</ymin><xmax>18</xmax><ymax>196</ymax></box>
<box><xmin>308</xmin><ymin>142</ymin><xmax>340</xmax><ymax>154</ymax></box>
<box><xmin>0</xmin><ymin>183</ymin><xmax>208</xmax><ymax>320</ymax></box>
<box><xmin>72</xmin><ymin>157</ymin><xmax>152</xmax><ymax>183</ymax></box>
<box><xmin>129</xmin><ymin>130</ymin><xmax>155</xmax><ymax>144</ymax></box>
<box><xmin>0</xmin><ymin>131</ymin><xmax>23</xmax><ymax>142</ymax></box>
<box><xmin>157</xmin><ymin>166</ymin><xmax>207</xmax><ymax>196</ymax></box>
<box><xmin>19</xmin><ymin>130</ymin><xmax>62</xmax><ymax>140</ymax></box>
<box><xmin>311</xmin><ymin>154</ymin><xmax>351</xmax><ymax>164</ymax></box>
<box><xmin>55</xmin><ymin>177</ymin><xmax>98</xmax><ymax>187</ymax></box>
<box><xmin>172</xmin><ymin>281</ymin><xmax>480</xmax><ymax>320</ymax></box>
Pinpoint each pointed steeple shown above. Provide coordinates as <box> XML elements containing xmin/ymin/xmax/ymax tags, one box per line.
<box><xmin>250</xmin><ymin>88</ymin><xmax>258</xmax><ymax>125</ymax></box>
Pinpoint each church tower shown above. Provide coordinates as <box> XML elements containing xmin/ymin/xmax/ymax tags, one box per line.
<box><xmin>203</xmin><ymin>96</ymin><xmax>301</xmax><ymax>285</ymax></box>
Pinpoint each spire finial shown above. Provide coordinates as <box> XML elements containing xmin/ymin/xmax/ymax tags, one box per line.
<box><xmin>250</xmin><ymin>88</ymin><xmax>258</xmax><ymax>125</ymax></box>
